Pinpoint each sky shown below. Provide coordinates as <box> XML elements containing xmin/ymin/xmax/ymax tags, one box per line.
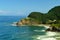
<box><xmin>0</xmin><ymin>0</ymin><xmax>60</xmax><ymax>16</ymax></box>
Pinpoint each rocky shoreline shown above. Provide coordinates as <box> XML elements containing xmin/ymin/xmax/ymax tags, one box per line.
<box><xmin>16</xmin><ymin>21</ymin><xmax>60</xmax><ymax>32</ymax></box>
<box><xmin>15</xmin><ymin>17</ymin><xmax>60</xmax><ymax>32</ymax></box>
<box><xmin>46</xmin><ymin>26</ymin><xmax>60</xmax><ymax>32</ymax></box>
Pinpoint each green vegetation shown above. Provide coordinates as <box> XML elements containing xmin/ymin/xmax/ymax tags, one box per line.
<box><xmin>28</xmin><ymin>12</ymin><xmax>47</xmax><ymax>24</ymax></box>
<box><xmin>51</xmin><ymin>24</ymin><xmax>60</xmax><ymax>28</ymax></box>
<box><xmin>47</xmin><ymin>6</ymin><xmax>60</xmax><ymax>20</ymax></box>
<box><xmin>28</xmin><ymin>6</ymin><xmax>60</xmax><ymax>27</ymax></box>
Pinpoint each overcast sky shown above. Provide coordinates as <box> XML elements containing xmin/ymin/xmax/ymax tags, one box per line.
<box><xmin>0</xmin><ymin>0</ymin><xmax>60</xmax><ymax>16</ymax></box>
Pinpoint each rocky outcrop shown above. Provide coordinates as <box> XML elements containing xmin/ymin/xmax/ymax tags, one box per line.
<box><xmin>16</xmin><ymin>17</ymin><xmax>40</xmax><ymax>26</ymax></box>
<box><xmin>46</xmin><ymin>26</ymin><xmax>60</xmax><ymax>32</ymax></box>
<box><xmin>16</xmin><ymin>6</ymin><xmax>60</xmax><ymax>33</ymax></box>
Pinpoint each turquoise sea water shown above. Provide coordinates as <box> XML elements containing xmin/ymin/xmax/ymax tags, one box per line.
<box><xmin>0</xmin><ymin>16</ymin><xmax>60</xmax><ymax>40</ymax></box>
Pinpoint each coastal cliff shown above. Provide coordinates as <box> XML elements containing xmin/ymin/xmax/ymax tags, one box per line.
<box><xmin>16</xmin><ymin>6</ymin><xmax>60</xmax><ymax>32</ymax></box>
<box><xmin>16</xmin><ymin>17</ymin><xmax>40</xmax><ymax>26</ymax></box>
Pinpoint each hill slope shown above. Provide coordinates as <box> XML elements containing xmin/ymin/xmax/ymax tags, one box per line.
<box><xmin>28</xmin><ymin>6</ymin><xmax>60</xmax><ymax>24</ymax></box>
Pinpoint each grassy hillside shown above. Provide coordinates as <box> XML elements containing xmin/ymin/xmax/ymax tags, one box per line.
<box><xmin>28</xmin><ymin>6</ymin><xmax>60</xmax><ymax>24</ymax></box>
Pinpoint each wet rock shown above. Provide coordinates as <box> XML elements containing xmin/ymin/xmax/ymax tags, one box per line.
<box><xmin>46</xmin><ymin>26</ymin><xmax>60</xmax><ymax>32</ymax></box>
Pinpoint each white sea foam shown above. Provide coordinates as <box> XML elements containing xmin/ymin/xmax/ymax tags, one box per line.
<box><xmin>37</xmin><ymin>36</ymin><xmax>41</xmax><ymax>39</ymax></box>
<box><xmin>34</xmin><ymin>30</ymin><xmax>45</xmax><ymax>32</ymax></box>
<box><xmin>46</xmin><ymin>32</ymin><xmax>56</xmax><ymax>36</ymax></box>
<box><xmin>38</xmin><ymin>25</ymin><xmax>50</xmax><ymax>29</ymax></box>
<box><xmin>36</xmin><ymin>35</ymin><xmax>56</xmax><ymax>40</ymax></box>
<box><xmin>36</xmin><ymin>31</ymin><xmax>57</xmax><ymax>40</ymax></box>
<box><xmin>41</xmin><ymin>30</ymin><xmax>45</xmax><ymax>32</ymax></box>
<box><xmin>41</xmin><ymin>38</ymin><xmax>56</xmax><ymax>40</ymax></box>
<box><xmin>11</xmin><ymin>23</ymin><xmax>17</xmax><ymax>26</ymax></box>
<box><xmin>11</xmin><ymin>22</ymin><xmax>17</xmax><ymax>26</ymax></box>
<box><xmin>34</xmin><ymin>30</ymin><xmax>40</xmax><ymax>32</ymax></box>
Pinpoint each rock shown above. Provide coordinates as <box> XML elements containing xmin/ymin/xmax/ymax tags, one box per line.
<box><xmin>46</xmin><ymin>26</ymin><xmax>60</xmax><ymax>32</ymax></box>
<box><xmin>46</xmin><ymin>28</ymin><xmax>51</xmax><ymax>31</ymax></box>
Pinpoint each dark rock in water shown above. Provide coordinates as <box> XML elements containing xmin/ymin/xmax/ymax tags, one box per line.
<box><xmin>16</xmin><ymin>22</ymin><xmax>18</xmax><ymax>25</ymax></box>
<box><xmin>46</xmin><ymin>26</ymin><xmax>60</xmax><ymax>32</ymax></box>
<box><xmin>46</xmin><ymin>28</ymin><xmax>51</xmax><ymax>31</ymax></box>
<box><xmin>52</xmin><ymin>26</ymin><xmax>57</xmax><ymax>31</ymax></box>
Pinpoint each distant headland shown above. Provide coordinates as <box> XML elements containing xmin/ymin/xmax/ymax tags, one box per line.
<box><xmin>16</xmin><ymin>6</ymin><xmax>60</xmax><ymax>32</ymax></box>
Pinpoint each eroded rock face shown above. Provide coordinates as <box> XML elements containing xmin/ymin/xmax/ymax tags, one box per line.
<box><xmin>16</xmin><ymin>17</ymin><xmax>40</xmax><ymax>26</ymax></box>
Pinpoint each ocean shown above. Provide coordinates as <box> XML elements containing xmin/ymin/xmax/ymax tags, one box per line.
<box><xmin>0</xmin><ymin>16</ymin><xmax>60</xmax><ymax>40</ymax></box>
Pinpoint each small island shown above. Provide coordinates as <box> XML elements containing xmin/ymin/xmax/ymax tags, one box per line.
<box><xmin>16</xmin><ymin>6</ymin><xmax>60</xmax><ymax>32</ymax></box>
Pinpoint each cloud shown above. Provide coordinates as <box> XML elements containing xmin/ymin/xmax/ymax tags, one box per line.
<box><xmin>0</xmin><ymin>10</ymin><xmax>16</xmax><ymax>16</ymax></box>
<box><xmin>0</xmin><ymin>10</ymin><xmax>10</xmax><ymax>13</ymax></box>
<box><xmin>0</xmin><ymin>10</ymin><xmax>28</xmax><ymax>16</ymax></box>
